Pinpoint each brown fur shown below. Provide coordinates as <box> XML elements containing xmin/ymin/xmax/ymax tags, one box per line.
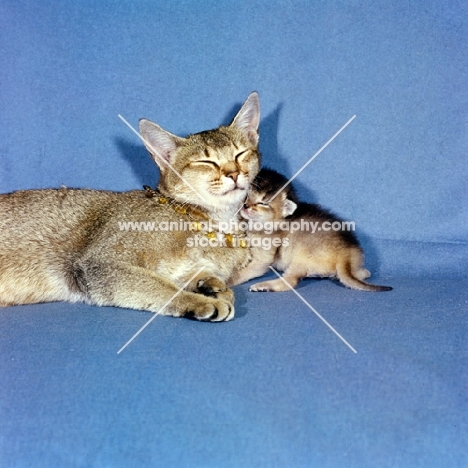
<box><xmin>229</xmin><ymin>168</ymin><xmax>392</xmax><ymax>292</ymax></box>
<box><xmin>0</xmin><ymin>93</ymin><xmax>262</xmax><ymax>320</ymax></box>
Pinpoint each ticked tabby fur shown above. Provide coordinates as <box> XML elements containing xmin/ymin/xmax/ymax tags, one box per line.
<box><xmin>0</xmin><ymin>93</ymin><xmax>261</xmax><ymax>321</ymax></box>
<box><xmin>229</xmin><ymin>168</ymin><xmax>392</xmax><ymax>292</ymax></box>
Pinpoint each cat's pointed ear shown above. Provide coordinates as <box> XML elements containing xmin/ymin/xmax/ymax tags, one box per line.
<box><xmin>283</xmin><ymin>199</ymin><xmax>297</xmax><ymax>217</ymax></box>
<box><xmin>230</xmin><ymin>92</ymin><xmax>260</xmax><ymax>146</ymax></box>
<box><xmin>139</xmin><ymin>119</ymin><xmax>183</xmax><ymax>170</ymax></box>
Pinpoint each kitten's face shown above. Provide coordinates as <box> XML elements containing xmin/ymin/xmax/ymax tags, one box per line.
<box><xmin>241</xmin><ymin>168</ymin><xmax>298</xmax><ymax>223</ymax></box>
<box><xmin>139</xmin><ymin>93</ymin><xmax>260</xmax><ymax>214</ymax></box>
<box><xmin>241</xmin><ymin>189</ymin><xmax>296</xmax><ymax>222</ymax></box>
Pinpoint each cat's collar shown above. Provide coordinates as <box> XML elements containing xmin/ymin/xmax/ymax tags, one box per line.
<box><xmin>143</xmin><ymin>185</ymin><xmax>247</xmax><ymax>248</ymax></box>
<box><xmin>143</xmin><ymin>185</ymin><xmax>210</xmax><ymax>222</ymax></box>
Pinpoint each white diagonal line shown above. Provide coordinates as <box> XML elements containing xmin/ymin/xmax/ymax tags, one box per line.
<box><xmin>269</xmin><ymin>266</ymin><xmax>357</xmax><ymax>353</ymax></box>
<box><xmin>234</xmin><ymin>196</ymin><xmax>247</xmax><ymax>218</ymax></box>
<box><xmin>268</xmin><ymin>115</ymin><xmax>356</xmax><ymax>202</ymax></box>
<box><xmin>118</xmin><ymin>114</ymin><xmax>209</xmax><ymax>204</ymax></box>
<box><xmin>117</xmin><ymin>266</ymin><xmax>205</xmax><ymax>354</ymax></box>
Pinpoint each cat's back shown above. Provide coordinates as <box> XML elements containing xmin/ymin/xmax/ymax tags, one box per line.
<box><xmin>0</xmin><ymin>188</ymin><xmax>117</xmax><ymax>237</ymax></box>
<box><xmin>0</xmin><ymin>188</ymin><xmax>157</xmax><ymax>253</ymax></box>
<box><xmin>0</xmin><ymin>187</ymin><xmax>195</xmax><ymax>259</ymax></box>
<box><xmin>288</xmin><ymin>201</ymin><xmax>359</xmax><ymax>247</ymax></box>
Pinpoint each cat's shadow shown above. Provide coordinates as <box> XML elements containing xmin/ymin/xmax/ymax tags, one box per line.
<box><xmin>354</xmin><ymin>231</ymin><xmax>383</xmax><ymax>277</ymax></box>
<box><xmin>259</xmin><ymin>104</ymin><xmax>318</xmax><ymax>203</ymax></box>
<box><xmin>114</xmin><ymin>103</ymin><xmax>317</xmax><ymax>204</ymax></box>
<box><xmin>114</xmin><ymin>137</ymin><xmax>160</xmax><ymax>188</ymax></box>
<box><xmin>231</xmin><ymin>286</ymin><xmax>249</xmax><ymax>319</ymax></box>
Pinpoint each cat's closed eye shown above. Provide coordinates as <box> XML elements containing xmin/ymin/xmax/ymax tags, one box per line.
<box><xmin>235</xmin><ymin>150</ymin><xmax>250</xmax><ymax>162</ymax></box>
<box><xmin>191</xmin><ymin>160</ymin><xmax>220</xmax><ymax>168</ymax></box>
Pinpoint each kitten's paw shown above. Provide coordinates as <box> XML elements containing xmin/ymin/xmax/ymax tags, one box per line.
<box><xmin>249</xmin><ymin>279</ymin><xmax>290</xmax><ymax>292</ymax></box>
<box><xmin>249</xmin><ymin>281</ymin><xmax>273</xmax><ymax>292</ymax></box>
<box><xmin>357</xmin><ymin>268</ymin><xmax>371</xmax><ymax>280</ymax></box>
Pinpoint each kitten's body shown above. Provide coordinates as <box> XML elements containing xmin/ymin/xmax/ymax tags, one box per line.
<box><xmin>0</xmin><ymin>93</ymin><xmax>261</xmax><ymax>321</ymax></box>
<box><xmin>229</xmin><ymin>168</ymin><xmax>392</xmax><ymax>292</ymax></box>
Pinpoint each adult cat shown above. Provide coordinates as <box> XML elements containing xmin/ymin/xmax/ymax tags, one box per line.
<box><xmin>0</xmin><ymin>93</ymin><xmax>261</xmax><ymax>321</ymax></box>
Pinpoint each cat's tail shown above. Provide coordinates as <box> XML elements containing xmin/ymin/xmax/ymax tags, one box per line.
<box><xmin>336</xmin><ymin>260</ymin><xmax>392</xmax><ymax>292</ymax></box>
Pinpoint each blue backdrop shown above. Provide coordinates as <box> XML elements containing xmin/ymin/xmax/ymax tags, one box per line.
<box><xmin>1</xmin><ymin>1</ymin><xmax>467</xmax><ymax>467</ymax></box>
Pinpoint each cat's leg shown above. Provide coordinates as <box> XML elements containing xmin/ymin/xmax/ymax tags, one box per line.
<box><xmin>227</xmin><ymin>262</ymin><xmax>271</xmax><ymax>287</ymax></box>
<box><xmin>74</xmin><ymin>260</ymin><xmax>234</xmax><ymax>321</ymax></box>
<box><xmin>355</xmin><ymin>268</ymin><xmax>371</xmax><ymax>280</ymax></box>
<box><xmin>0</xmin><ymin>260</ymin><xmax>85</xmax><ymax>306</ymax></box>
<box><xmin>227</xmin><ymin>246</ymin><xmax>275</xmax><ymax>286</ymax></box>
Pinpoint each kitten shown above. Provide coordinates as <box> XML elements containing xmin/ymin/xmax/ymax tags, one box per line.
<box><xmin>0</xmin><ymin>93</ymin><xmax>261</xmax><ymax>321</ymax></box>
<box><xmin>229</xmin><ymin>168</ymin><xmax>392</xmax><ymax>292</ymax></box>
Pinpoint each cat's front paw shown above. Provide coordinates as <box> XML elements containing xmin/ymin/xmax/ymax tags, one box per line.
<box><xmin>197</xmin><ymin>277</ymin><xmax>227</xmax><ymax>295</ymax></box>
<box><xmin>196</xmin><ymin>277</ymin><xmax>235</xmax><ymax>305</ymax></box>
<box><xmin>186</xmin><ymin>296</ymin><xmax>235</xmax><ymax>322</ymax></box>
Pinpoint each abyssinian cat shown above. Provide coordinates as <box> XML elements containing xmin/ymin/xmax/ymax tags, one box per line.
<box><xmin>0</xmin><ymin>93</ymin><xmax>261</xmax><ymax>321</ymax></box>
<box><xmin>229</xmin><ymin>168</ymin><xmax>392</xmax><ymax>292</ymax></box>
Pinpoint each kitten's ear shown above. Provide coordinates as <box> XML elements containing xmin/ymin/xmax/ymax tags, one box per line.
<box><xmin>230</xmin><ymin>92</ymin><xmax>260</xmax><ymax>146</ymax></box>
<box><xmin>283</xmin><ymin>199</ymin><xmax>297</xmax><ymax>217</ymax></box>
<box><xmin>139</xmin><ymin>119</ymin><xmax>183</xmax><ymax>169</ymax></box>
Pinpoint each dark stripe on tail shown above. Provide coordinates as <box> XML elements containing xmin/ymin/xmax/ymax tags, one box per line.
<box><xmin>337</xmin><ymin>261</ymin><xmax>392</xmax><ymax>292</ymax></box>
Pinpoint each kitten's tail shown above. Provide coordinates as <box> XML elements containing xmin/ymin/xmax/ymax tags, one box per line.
<box><xmin>336</xmin><ymin>261</ymin><xmax>392</xmax><ymax>292</ymax></box>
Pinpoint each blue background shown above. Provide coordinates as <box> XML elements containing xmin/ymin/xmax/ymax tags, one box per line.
<box><xmin>1</xmin><ymin>1</ymin><xmax>467</xmax><ymax>467</ymax></box>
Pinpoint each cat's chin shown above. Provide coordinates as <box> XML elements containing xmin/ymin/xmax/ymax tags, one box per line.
<box><xmin>206</xmin><ymin>188</ymin><xmax>247</xmax><ymax>214</ymax></box>
<box><xmin>218</xmin><ymin>184</ymin><xmax>246</xmax><ymax>196</ymax></box>
<box><xmin>215</xmin><ymin>183</ymin><xmax>248</xmax><ymax>199</ymax></box>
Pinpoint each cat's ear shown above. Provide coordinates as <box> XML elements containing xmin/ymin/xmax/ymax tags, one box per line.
<box><xmin>139</xmin><ymin>119</ymin><xmax>183</xmax><ymax>170</ymax></box>
<box><xmin>282</xmin><ymin>198</ymin><xmax>297</xmax><ymax>217</ymax></box>
<box><xmin>230</xmin><ymin>92</ymin><xmax>260</xmax><ymax>146</ymax></box>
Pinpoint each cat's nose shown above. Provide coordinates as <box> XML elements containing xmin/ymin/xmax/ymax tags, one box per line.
<box><xmin>243</xmin><ymin>203</ymin><xmax>249</xmax><ymax>209</ymax></box>
<box><xmin>226</xmin><ymin>171</ymin><xmax>240</xmax><ymax>183</ymax></box>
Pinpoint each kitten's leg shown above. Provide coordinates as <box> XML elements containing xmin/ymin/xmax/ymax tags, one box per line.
<box><xmin>355</xmin><ymin>268</ymin><xmax>371</xmax><ymax>280</ymax></box>
<box><xmin>75</xmin><ymin>260</ymin><xmax>234</xmax><ymax>321</ymax></box>
<box><xmin>228</xmin><ymin>262</ymin><xmax>271</xmax><ymax>287</ymax></box>
<box><xmin>249</xmin><ymin>270</ymin><xmax>302</xmax><ymax>292</ymax></box>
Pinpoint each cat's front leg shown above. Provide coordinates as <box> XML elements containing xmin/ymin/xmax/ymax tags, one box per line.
<box><xmin>249</xmin><ymin>271</ymin><xmax>301</xmax><ymax>292</ymax></box>
<box><xmin>74</xmin><ymin>260</ymin><xmax>234</xmax><ymax>321</ymax></box>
